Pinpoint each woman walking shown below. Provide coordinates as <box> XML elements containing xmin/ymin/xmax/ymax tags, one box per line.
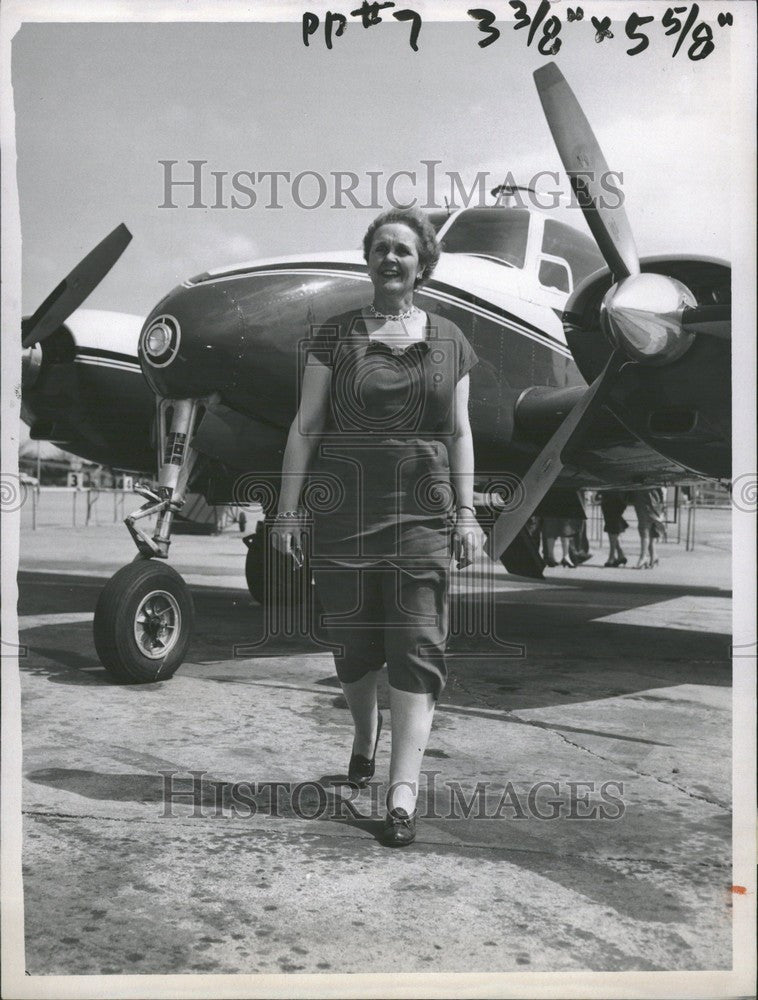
<box><xmin>598</xmin><ymin>491</ymin><xmax>629</xmax><ymax>566</ymax></box>
<box><xmin>629</xmin><ymin>487</ymin><xmax>666</xmax><ymax>568</ymax></box>
<box><xmin>273</xmin><ymin>208</ymin><xmax>482</xmax><ymax>846</ymax></box>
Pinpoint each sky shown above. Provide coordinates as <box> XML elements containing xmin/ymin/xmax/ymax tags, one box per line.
<box><xmin>11</xmin><ymin>11</ymin><xmax>737</xmax><ymax>319</ymax></box>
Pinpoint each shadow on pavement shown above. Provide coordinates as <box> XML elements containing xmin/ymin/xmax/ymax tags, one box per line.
<box><xmin>18</xmin><ymin>570</ymin><xmax>731</xmax><ymax>714</ymax></box>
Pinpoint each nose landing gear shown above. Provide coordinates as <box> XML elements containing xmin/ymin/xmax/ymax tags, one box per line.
<box><xmin>93</xmin><ymin>397</ymin><xmax>202</xmax><ymax>683</ymax></box>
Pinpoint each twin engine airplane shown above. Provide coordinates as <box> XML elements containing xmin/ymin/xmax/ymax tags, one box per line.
<box><xmin>20</xmin><ymin>63</ymin><xmax>731</xmax><ymax>683</ymax></box>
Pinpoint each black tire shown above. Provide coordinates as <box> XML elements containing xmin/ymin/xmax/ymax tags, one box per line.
<box><xmin>93</xmin><ymin>560</ymin><xmax>194</xmax><ymax>683</ymax></box>
<box><xmin>244</xmin><ymin>522</ymin><xmax>311</xmax><ymax>607</ymax></box>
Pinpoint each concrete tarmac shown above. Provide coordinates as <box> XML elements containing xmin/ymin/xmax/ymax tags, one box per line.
<box><xmin>13</xmin><ymin>517</ymin><xmax>733</xmax><ymax>976</ymax></box>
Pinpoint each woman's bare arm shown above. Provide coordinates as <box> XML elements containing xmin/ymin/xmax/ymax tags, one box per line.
<box><xmin>446</xmin><ymin>375</ymin><xmax>486</xmax><ymax>567</ymax></box>
<box><xmin>277</xmin><ymin>360</ymin><xmax>331</xmax><ymax>513</ymax></box>
<box><xmin>446</xmin><ymin>375</ymin><xmax>475</xmax><ymax>511</ymax></box>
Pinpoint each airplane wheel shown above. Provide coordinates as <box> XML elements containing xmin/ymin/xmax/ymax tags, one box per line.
<box><xmin>93</xmin><ymin>560</ymin><xmax>194</xmax><ymax>683</ymax></box>
<box><xmin>244</xmin><ymin>523</ymin><xmax>310</xmax><ymax>607</ymax></box>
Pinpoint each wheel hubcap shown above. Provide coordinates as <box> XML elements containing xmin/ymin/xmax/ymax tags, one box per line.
<box><xmin>134</xmin><ymin>589</ymin><xmax>181</xmax><ymax>659</ymax></box>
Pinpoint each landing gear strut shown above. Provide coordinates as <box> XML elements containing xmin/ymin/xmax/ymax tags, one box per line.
<box><xmin>93</xmin><ymin>397</ymin><xmax>202</xmax><ymax>683</ymax></box>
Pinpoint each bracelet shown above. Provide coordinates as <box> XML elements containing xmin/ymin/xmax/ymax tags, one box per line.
<box><xmin>456</xmin><ymin>505</ymin><xmax>476</xmax><ymax>515</ymax></box>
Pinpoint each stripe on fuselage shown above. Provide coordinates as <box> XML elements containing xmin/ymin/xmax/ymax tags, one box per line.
<box><xmin>75</xmin><ymin>348</ymin><xmax>142</xmax><ymax>373</ymax></box>
<box><xmin>183</xmin><ymin>261</ymin><xmax>571</xmax><ymax>358</ymax></box>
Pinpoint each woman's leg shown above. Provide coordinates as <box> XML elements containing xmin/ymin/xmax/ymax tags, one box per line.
<box><xmin>637</xmin><ymin>528</ymin><xmax>650</xmax><ymax>567</ymax></box>
<box><xmin>313</xmin><ymin>565</ymin><xmax>385</xmax><ymax>759</ymax></box>
<box><xmin>383</xmin><ymin>565</ymin><xmax>447</xmax><ymax>816</ymax></box>
<box><xmin>607</xmin><ymin>532</ymin><xmax>619</xmax><ymax>562</ymax></box>
<box><xmin>560</xmin><ymin>536</ymin><xmax>574</xmax><ymax>566</ymax></box>
<box><xmin>387</xmin><ymin>688</ymin><xmax>436</xmax><ymax>814</ymax></box>
<box><xmin>648</xmin><ymin>532</ymin><xmax>658</xmax><ymax>564</ymax></box>
<box><xmin>341</xmin><ymin>672</ymin><xmax>381</xmax><ymax>757</ymax></box>
<box><xmin>544</xmin><ymin>535</ymin><xmax>557</xmax><ymax>564</ymax></box>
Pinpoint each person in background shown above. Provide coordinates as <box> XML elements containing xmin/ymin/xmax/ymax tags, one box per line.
<box><xmin>542</xmin><ymin>515</ymin><xmax>579</xmax><ymax>567</ymax></box>
<box><xmin>597</xmin><ymin>491</ymin><xmax>629</xmax><ymax>567</ymax></box>
<box><xmin>569</xmin><ymin>517</ymin><xmax>592</xmax><ymax>565</ymax></box>
<box><xmin>541</xmin><ymin>490</ymin><xmax>588</xmax><ymax>568</ymax></box>
<box><xmin>629</xmin><ymin>487</ymin><xmax>666</xmax><ymax>568</ymax></box>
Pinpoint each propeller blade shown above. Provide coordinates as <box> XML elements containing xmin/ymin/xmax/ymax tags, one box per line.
<box><xmin>681</xmin><ymin>304</ymin><xmax>731</xmax><ymax>340</ymax></box>
<box><xmin>485</xmin><ymin>351</ymin><xmax>626</xmax><ymax>562</ymax></box>
<box><xmin>22</xmin><ymin>223</ymin><xmax>132</xmax><ymax>348</ymax></box>
<box><xmin>534</xmin><ymin>62</ymin><xmax>640</xmax><ymax>280</ymax></box>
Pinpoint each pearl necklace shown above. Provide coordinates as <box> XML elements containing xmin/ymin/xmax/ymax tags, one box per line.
<box><xmin>368</xmin><ymin>303</ymin><xmax>418</xmax><ymax>322</ymax></box>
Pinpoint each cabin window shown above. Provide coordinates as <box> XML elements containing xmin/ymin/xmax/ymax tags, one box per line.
<box><xmin>538</xmin><ymin>258</ymin><xmax>571</xmax><ymax>293</ymax></box>
<box><xmin>541</xmin><ymin>219</ymin><xmax>605</xmax><ymax>287</ymax></box>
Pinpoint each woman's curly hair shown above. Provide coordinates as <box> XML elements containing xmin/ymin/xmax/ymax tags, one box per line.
<box><xmin>362</xmin><ymin>207</ymin><xmax>441</xmax><ymax>288</ymax></box>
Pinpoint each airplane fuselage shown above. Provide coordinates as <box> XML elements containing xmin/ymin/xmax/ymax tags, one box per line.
<box><xmin>22</xmin><ymin>212</ymin><xmax>730</xmax><ymax>493</ymax></box>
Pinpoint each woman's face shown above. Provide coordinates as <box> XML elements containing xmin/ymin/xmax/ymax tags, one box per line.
<box><xmin>367</xmin><ymin>223</ymin><xmax>423</xmax><ymax>299</ymax></box>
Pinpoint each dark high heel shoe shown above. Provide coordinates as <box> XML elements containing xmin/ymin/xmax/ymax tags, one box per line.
<box><xmin>560</xmin><ymin>557</ymin><xmax>576</xmax><ymax>568</ymax></box>
<box><xmin>380</xmin><ymin>806</ymin><xmax>417</xmax><ymax>847</ymax></box>
<box><xmin>616</xmin><ymin>555</ymin><xmax>627</xmax><ymax>566</ymax></box>
<box><xmin>347</xmin><ymin>711</ymin><xmax>383</xmax><ymax>788</ymax></box>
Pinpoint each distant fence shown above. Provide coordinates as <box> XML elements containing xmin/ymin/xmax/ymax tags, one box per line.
<box><xmin>18</xmin><ymin>485</ymin><xmax>729</xmax><ymax>552</ymax></box>
<box><xmin>18</xmin><ymin>487</ymin><xmax>154</xmax><ymax>530</ymax></box>
<box><xmin>18</xmin><ymin>487</ymin><xmax>260</xmax><ymax>533</ymax></box>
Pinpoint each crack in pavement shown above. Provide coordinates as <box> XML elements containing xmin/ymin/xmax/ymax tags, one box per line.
<box><xmin>509</xmin><ymin>714</ymin><xmax>731</xmax><ymax>812</ymax></box>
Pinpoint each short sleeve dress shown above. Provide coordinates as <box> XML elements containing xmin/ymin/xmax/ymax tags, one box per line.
<box><xmin>303</xmin><ymin>307</ymin><xmax>478</xmax><ymax>699</ymax></box>
<box><xmin>305</xmin><ymin>307</ymin><xmax>478</xmax><ymax>566</ymax></box>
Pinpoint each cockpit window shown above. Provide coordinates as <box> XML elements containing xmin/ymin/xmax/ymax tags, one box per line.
<box><xmin>439</xmin><ymin>208</ymin><xmax>531</xmax><ymax>268</ymax></box>
<box><xmin>541</xmin><ymin>219</ymin><xmax>604</xmax><ymax>286</ymax></box>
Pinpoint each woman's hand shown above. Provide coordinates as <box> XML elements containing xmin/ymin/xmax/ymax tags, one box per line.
<box><xmin>452</xmin><ymin>509</ymin><xmax>486</xmax><ymax>569</ymax></box>
<box><xmin>270</xmin><ymin>515</ymin><xmax>309</xmax><ymax>568</ymax></box>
